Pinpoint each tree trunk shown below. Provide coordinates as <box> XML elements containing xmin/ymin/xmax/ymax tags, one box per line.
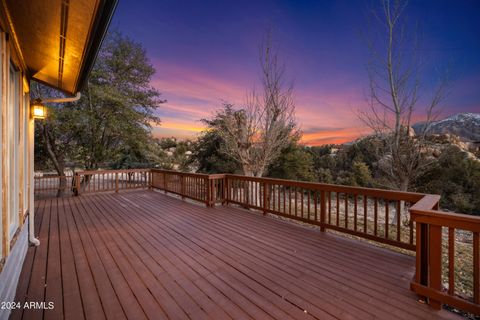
<box><xmin>391</xmin><ymin>179</ymin><xmax>409</xmax><ymax>225</ymax></box>
<box><xmin>80</xmin><ymin>174</ymin><xmax>93</xmax><ymax>191</ymax></box>
<box><xmin>42</xmin><ymin>124</ymin><xmax>66</xmax><ymax>197</ymax></box>
<box><xmin>242</xmin><ymin>164</ymin><xmax>254</xmax><ymax>177</ymax></box>
<box><xmin>72</xmin><ymin>171</ymin><xmax>79</xmax><ymax>196</ymax></box>
<box><xmin>57</xmin><ymin>176</ymin><xmax>67</xmax><ymax>197</ymax></box>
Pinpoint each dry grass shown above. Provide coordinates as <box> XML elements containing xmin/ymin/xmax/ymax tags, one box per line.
<box><xmin>443</xmin><ymin>230</ymin><xmax>474</xmax><ymax>299</ymax></box>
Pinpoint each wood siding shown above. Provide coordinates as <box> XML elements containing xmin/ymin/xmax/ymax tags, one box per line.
<box><xmin>0</xmin><ymin>225</ymin><xmax>28</xmax><ymax>320</ymax></box>
<box><xmin>0</xmin><ymin>11</ymin><xmax>33</xmax><ymax>316</ymax></box>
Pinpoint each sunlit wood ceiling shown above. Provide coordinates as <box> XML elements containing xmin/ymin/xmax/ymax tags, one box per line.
<box><xmin>4</xmin><ymin>0</ymin><xmax>117</xmax><ymax>95</ymax></box>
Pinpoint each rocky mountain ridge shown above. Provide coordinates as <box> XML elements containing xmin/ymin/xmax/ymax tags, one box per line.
<box><xmin>413</xmin><ymin>112</ymin><xmax>480</xmax><ymax>142</ymax></box>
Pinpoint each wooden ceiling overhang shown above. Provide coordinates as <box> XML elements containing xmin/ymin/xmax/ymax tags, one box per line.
<box><xmin>3</xmin><ymin>0</ymin><xmax>117</xmax><ymax>95</ymax></box>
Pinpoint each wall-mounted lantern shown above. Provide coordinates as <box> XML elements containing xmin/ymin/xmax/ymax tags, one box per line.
<box><xmin>31</xmin><ymin>99</ymin><xmax>46</xmax><ymax>120</ymax></box>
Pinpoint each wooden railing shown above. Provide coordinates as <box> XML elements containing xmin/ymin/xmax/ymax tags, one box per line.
<box><xmin>410</xmin><ymin>195</ymin><xmax>480</xmax><ymax>315</ymax></box>
<box><xmin>34</xmin><ymin>175</ymin><xmax>74</xmax><ymax>198</ymax></box>
<box><xmin>223</xmin><ymin>174</ymin><xmax>425</xmax><ymax>251</ymax></box>
<box><xmin>75</xmin><ymin>169</ymin><xmax>151</xmax><ymax>194</ymax></box>
<box><xmin>150</xmin><ymin>169</ymin><xmax>225</xmax><ymax>206</ymax></box>
<box><xmin>33</xmin><ymin>168</ymin><xmax>480</xmax><ymax>315</ymax></box>
<box><xmin>34</xmin><ymin>169</ymin><xmax>151</xmax><ymax>197</ymax></box>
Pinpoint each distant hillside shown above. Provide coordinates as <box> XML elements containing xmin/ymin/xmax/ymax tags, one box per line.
<box><xmin>413</xmin><ymin>113</ymin><xmax>480</xmax><ymax>142</ymax></box>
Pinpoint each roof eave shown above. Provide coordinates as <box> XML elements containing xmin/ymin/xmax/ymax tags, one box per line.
<box><xmin>71</xmin><ymin>0</ymin><xmax>119</xmax><ymax>95</ymax></box>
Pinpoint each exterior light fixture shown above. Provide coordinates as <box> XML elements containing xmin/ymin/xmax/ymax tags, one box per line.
<box><xmin>30</xmin><ymin>92</ymin><xmax>81</xmax><ymax>120</ymax></box>
<box><xmin>31</xmin><ymin>99</ymin><xmax>46</xmax><ymax>119</ymax></box>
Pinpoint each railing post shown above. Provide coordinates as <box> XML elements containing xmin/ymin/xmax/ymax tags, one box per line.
<box><xmin>148</xmin><ymin>170</ymin><xmax>152</xmax><ymax>190</ymax></box>
<box><xmin>415</xmin><ymin>222</ymin><xmax>429</xmax><ymax>287</ymax></box>
<box><xmin>320</xmin><ymin>190</ymin><xmax>326</xmax><ymax>232</ymax></box>
<box><xmin>75</xmin><ymin>173</ymin><xmax>81</xmax><ymax>196</ymax></box>
<box><xmin>163</xmin><ymin>172</ymin><xmax>167</xmax><ymax>193</ymax></box>
<box><xmin>262</xmin><ymin>182</ymin><xmax>268</xmax><ymax>215</ymax></box>
<box><xmin>181</xmin><ymin>175</ymin><xmax>185</xmax><ymax>200</ymax></box>
<box><xmin>414</xmin><ymin>219</ymin><xmax>434</xmax><ymax>306</ymax></box>
<box><xmin>223</xmin><ymin>176</ymin><xmax>228</xmax><ymax>205</ymax></box>
<box><xmin>474</xmin><ymin>232</ymin><xmax>480</xmax><ymax>304</ymax></box>
<box><xmin>115</xmin><ymin>172</ymin><xmax>119</xmax><ymax>192</ymax></box>
<box><xmin>211</xmin><ymin>179</ymin><xmax>216</xmax><ymax>207</ymax></box>
<box><xmin>205</xmin><ymin>178</ymin><xmax>211</xmax><ymax>207</ymax></box>
<box><xmin>428</xmin><ymin>224</ymin><xmax>443</xmax><ymax>310</ymax></box>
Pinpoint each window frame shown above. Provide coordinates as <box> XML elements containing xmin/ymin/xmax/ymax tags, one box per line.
<box><xmin>8</xmin><ymin>60</ymin><xmax>20</xmax><ymax>239</ymax></box>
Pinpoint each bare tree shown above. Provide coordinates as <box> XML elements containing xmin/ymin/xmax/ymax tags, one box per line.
<box><xmin>359</xmin><ymin>0</ymin><xmax>450</xmax><ymax>192</ymax></box>
<box><xmin>209</xmin><ymin>33</ymin><xmax>299</xmax><ymax>177</ymax></box>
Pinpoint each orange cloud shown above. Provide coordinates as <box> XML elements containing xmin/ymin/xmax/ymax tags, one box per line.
<box><xmin>157</xmin><ymin>119</ymin><xmax>205</xmax><ymax>132</ymax></box>
<box><xmin>151</xmin><ymin>117</ymin><xmax>206</xmax><ymax>140</ymax></box>
<box><xmin>149</xmin><ymin>60</ymin><xmax>374</xmax><ymax>145</ymax></box>
<box><xmin>301</xmin><ymin>126</ymin><xmax>370</xmax><ymax>146</ymax></box>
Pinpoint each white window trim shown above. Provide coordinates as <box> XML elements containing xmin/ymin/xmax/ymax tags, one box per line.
<box><xmin>8</xmin><ymin>61</ymin><xmax>20</xmax><ymax>240</ymax></box>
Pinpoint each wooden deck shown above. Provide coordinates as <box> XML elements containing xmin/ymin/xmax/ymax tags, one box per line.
<box><xmin>11</xmin><ymin>190</ymin><xmax>459</xmax><ymax>320</ymax></box>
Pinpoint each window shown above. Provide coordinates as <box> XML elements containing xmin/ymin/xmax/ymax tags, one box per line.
<box><xmin>8</xmin><ymin>62</ymin><xmax>20</xmax><ymax>238</ymax></box>
<box><xmin>23</xmin><ymin>94</ymin><xmax>29</xmax><ymax>216</ymax></box>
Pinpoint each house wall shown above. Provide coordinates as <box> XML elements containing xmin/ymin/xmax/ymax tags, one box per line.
<box><xmin>0</xmin><ymin>11</ymin><xmax>34</xmax><ymax>311</ymax></box>
<box><xmin>0</xmin><ymin>223</ymin><xmax>27</xmax><ymax>319</ymax></box>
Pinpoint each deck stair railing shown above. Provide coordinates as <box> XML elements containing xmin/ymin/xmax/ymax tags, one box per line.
<box><xmin>34</xmin><ymin>168</ymin><xmax>480</xmax><ymax>315</ymax></box>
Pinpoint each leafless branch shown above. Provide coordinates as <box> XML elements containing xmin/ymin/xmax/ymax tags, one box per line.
<box><xmin>212</xmin><ymin>32</ymin><xmax>299</xmax><ymax>176</ymax></box>
<box><xmin>358</xmin><ymin>0</ymin><xmax>451</xmax><ymax>193</ymax></box>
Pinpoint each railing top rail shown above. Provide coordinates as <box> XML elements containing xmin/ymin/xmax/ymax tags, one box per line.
<box><xmin>207</xmin><ymin>174</ymin><xmax>227</xmax><ymax>180</ymax></box>
<box><xmin>151</xmin><ymin>168</ymin><xmax>213</xmax><ymax>178</ymax></box>
<box><xmin>411</xmin><ymin>208</ymin><xmax>480</xmax><ymax>232</ymax></box>
<box><xmin>224</xmin><ymin>173</ymin><xmax>427</xmax><ymax>202</ymax></box>
<box><xmin>410</xmin><ymin>194</ymin><xmax>441</xmax><ymax>211</ymax></box>
<box><xmin>34</xmin><ymin>175</ymin><xmax>71</xmax><ymax>179</ymax></box>
<box><xmin>78</xmin><ymin>168</ymin><xmax>151</xmax><ymax>175</ymax></box>
<box><xmin>410</xmin><ymin>194</ymin><xmax>480</xmax><ymax>231</ymax></box>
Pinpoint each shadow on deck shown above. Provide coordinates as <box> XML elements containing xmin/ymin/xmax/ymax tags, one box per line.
<box><xmin>11</xmin><ymin>190</ymin><xmax>459</xmax><ymax>319</ymax></box>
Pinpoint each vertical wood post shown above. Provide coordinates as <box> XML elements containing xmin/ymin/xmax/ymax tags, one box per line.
<box><xmin>148</xmin><ymin>171</ymin><xmax>152</xmax><ymax>190</ymax></box>
<box><xmin>163</xmin><ymin>172</ymin><xmax>167</xmax><ymax>193</ymax></box>
<box><xmin>428</xmin><ymin>224</ymin><xmax>442</xmax><ymax>309</ymax></box>
<box><xmin>262</xmin><ymin>182</ymin><xmax>267</xmax><ymax>215</ymax></box>
<box><xmin>262</xmin><ymin>182</ymin><xmax>268</xmax><ymax>215</ymax></box>
<box><xmin>413</xmin><ymin>221</ymin><xmax>431</xmax><ymax>304</ymax></box>
<box><xmin>211</xmin><ymin>179</ymin><xmax>216</xmax><ymax>207</ymax></box>
<box><xmin>181</xmin><ymin>175</ymin><xmax>185</xmax><ymax>199</ymax></box>
<box><xmin>320</xmin><ymin>190</ymin><xmax>326</xmax><ymax>232</ymax></box>
<box><xmin>417</xmin><ymin>222</ymin><xmax>429</xmax><ymax>286</ymax></box>
<box><xmin>448</xmin><ymin>227</ymin><xmax>455</xmax><ymax>295</ymax></box>
<box><xmin>223</xmin><ymin>177</ymin><xmax>228</xmax><ymax>205</ymax></box>
<box><xmin>115</xmin><ymin>172</ymin><xmax>119</xmax><ymax>192</ymax></box>
<box><xmin>205</xmin><ymin>178</ymin><xmax>211</xmax><ymax>207</ymax></box>
<box><xmin>75</xmin><ymin>173</ymin><xmax>81</xmax><ymax>196</ymax></box>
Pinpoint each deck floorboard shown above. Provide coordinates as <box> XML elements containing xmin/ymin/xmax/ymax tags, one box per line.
<box><xmin>11</xmin><ymin>190</ymin><xmax>460</xmax><ymax>320</ymax></box>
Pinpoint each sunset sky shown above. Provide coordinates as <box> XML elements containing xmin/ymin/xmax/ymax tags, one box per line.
<box><xmin>112</xmin><ymin>0</ymin><xmax>480</xmax><ymax>145</ymax></box>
